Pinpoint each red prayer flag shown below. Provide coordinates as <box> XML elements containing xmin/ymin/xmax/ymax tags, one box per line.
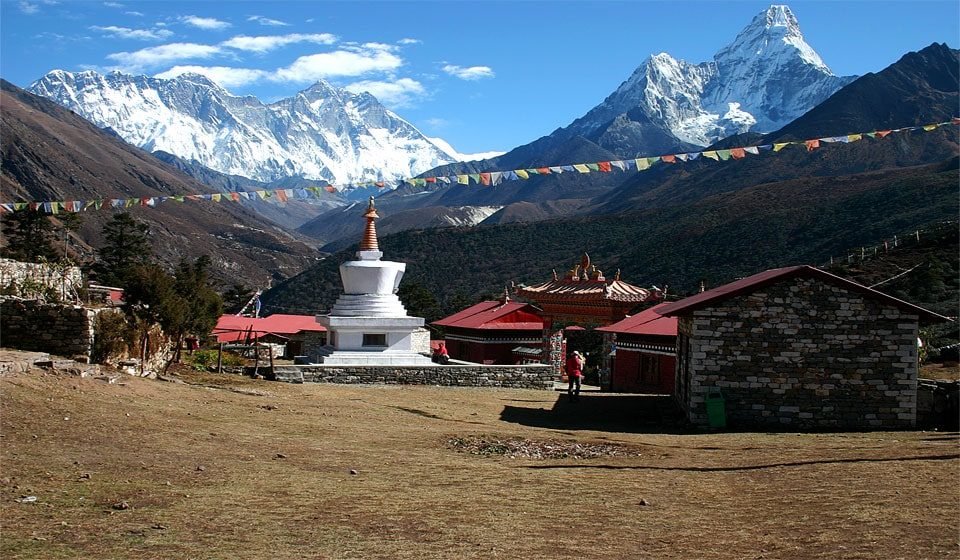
<box><xmin>536</xmin><ymin>167</ymin><xmax>551</xmax><ymax>175</ymax></box>
<box><xmin>480</xmin><ymin>172</ymin><xmax>491</xmax><ymax>186</ymax></box>
<box><xmin>876</xmin><ymin>130</ymin><xmax>892</xmax><ymax>138</ymax></box>
<box><xmin>661</xmin><ymin>155</ymin><xmax>676</xmax><ymax>164</ymax></box>
<box><xmin>275</xmin><ymin>189</ymin><xmax>288</xmax><ymax>202</ymax></box>
<box><xmin>375</xmin><ymin>182</ymin><xmax>385</xmax><ymax>188</ymax></box>
<box><xmin>324</xmin><ymin>185</ymin><xmax>337</xmax><ymax>193</ymax></box>
<box><xmin>598</xmin><ymin>161</ymin><xmax>612</xmax><ymax>172</ymax></box>
<box><xmin>426</xmin><ymin>177</ymin><xmax>436</xmax><ymax>183</ymax></box>
<box><xmin>730</xmin><ymin>148</ymin><xmax>746</xmax><ymax>159</ymax></box>
<box><xmin>805</xmin><ymin>139</ymin><xmax>820</xmax><ymax>152</ymax></box>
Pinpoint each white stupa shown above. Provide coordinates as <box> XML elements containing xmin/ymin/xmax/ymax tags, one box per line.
<box><xmin>315</xmin><ymin>197</ymin><xmax>433</xmax><ymax>365</ymax></box>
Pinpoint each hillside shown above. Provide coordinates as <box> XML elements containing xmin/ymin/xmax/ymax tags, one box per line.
<box><xmin>261</xmin><ymin>157</ymin><xmax>958</xmax><ymax>321</ymax></box>
<box><xmin>0</xmin><ymin>80</ymin><xmax>318</xmax><ymax>287</ymax></box>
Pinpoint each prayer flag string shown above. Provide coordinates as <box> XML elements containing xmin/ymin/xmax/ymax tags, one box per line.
<box><xmin>2</xmin><ymin>119</ymin><xmax>957</xmax><ymax>213</ymax></box>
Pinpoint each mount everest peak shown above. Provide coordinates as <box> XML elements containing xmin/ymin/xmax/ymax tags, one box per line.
<box><xmin>564</xmin><ymin>4</ymin><xmax>855</xmax><ymax>154</ymax></box>
<box><xmin>28</xmin><ymin>70</ymin><xmax>463</xmax><ymax>190</ymax></box>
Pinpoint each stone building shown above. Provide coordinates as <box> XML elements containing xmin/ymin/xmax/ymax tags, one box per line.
<box><xmin>658</xmin><ymin>265</ymin><xmax>949</xmax><ymax>429</ymax></box>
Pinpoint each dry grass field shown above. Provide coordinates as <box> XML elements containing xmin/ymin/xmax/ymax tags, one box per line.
<box><xmin>2</xmin><ymin>368</ymin><xmax>958</xmax><ymax>559</ymax></box>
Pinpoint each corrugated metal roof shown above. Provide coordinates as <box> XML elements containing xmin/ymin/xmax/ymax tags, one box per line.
<box><xmin>432</xmin><ymin>301</ymin><xmax>544</xmax><ymax>330</ymax></box>
<box><xmin>658</xmin><ymin>265</ymin><xmax>951</xmax><ymax>322</ymax></box>
<box><xmin>212</xmin><ymin>313</ymin><xmax>325</xmax><ymax>343</ymax></box>
<box><xmin>596</xmin><ymin>303</ymin><xmax>678</xmax><ymax>336</ymax></box>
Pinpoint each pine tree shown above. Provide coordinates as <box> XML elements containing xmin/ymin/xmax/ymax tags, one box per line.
<box><xmin>95</xmin><ymin>212</ymin><xmax>152</xmax><ymax>287</ymax></box>
<box><xmin>0</xmin><ymin>210</ymin><xmax>57</xmax><ymax>262</ymax></box>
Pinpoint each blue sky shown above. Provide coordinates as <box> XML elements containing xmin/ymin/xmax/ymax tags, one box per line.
<box><xmin>2</xmin><ymin>1</ymin><xmax>958</xmax><ymax>155</ymax></box>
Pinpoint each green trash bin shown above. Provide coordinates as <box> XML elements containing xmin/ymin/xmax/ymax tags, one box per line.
<box><xmin>705</xmin><ymin>390</ymin><xmax>726</xmax><ymax>428</ymax></box>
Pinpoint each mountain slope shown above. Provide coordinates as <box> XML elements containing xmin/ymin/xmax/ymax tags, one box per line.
<box><xmin>591</xmin><ymin>42</ymin><xmax>959</xmax><ymax>215</ymax></box>
<box><xmin>0</xmin><ymin>79</ymin><xmax>318</xmax><ymax>287</ymax></box>
<box><xmin>28</xmin><ymin>70</ymin><xmax>458</xmax><ymax>190</ymax></box>
<box><xmin>262</xmin><ymin>157</ymin><xmax>959</xmax><ymax>318</ymax></box>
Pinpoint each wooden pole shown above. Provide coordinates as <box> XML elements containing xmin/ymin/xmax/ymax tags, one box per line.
<box><xmin>269</xmin><ymin>346</ymin><xmax>275</xmax><ymax>379</ymax></box>
<box><xmin>217</xmin><ymin>342</ymin><xmax>223</xmax><ymax>374</ymax></box>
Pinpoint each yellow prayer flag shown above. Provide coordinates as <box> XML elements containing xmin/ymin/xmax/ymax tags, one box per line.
<box><xmin>773</xmin><ymin>143</ymin><xmax>790</xmax><ymax>152</ymax></box>
<box><xmin>923</xmin><ymin>124</ymin><xmax>939</xmax><ymax>131</ymax></box>
<box><xmin>573</xmin><ymin>164</ymin><xmax>590</xmax><ymax>173</ymax></box>
<box><xmin>635</xmin><ymin>158</ymin><xmax>650</xmax><ymax>171</ymax></box>
<box><xmin>457</xmin><ymin>175</ymin><xmax>469</xmax><ymax>185</ymax></box>
<box><xmin>701</xmin><ymin>151</ymin><xmax>719</xmax><ymax>161</ymax></box>
<box><xmin>847</xmin><ymin>134</ymin><xmax>862</xmax><ymax>142</ymax></box>
<box><xmin>516</xmin><ymin>169</ymin><xmax>529</xmax><ymax>179</ymax></box>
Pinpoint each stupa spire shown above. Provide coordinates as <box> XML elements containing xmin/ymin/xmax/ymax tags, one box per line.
<box><xmin>360</xmin><ymin>196</ymin><xmax>380</xmax><ymax>251</ymax></box>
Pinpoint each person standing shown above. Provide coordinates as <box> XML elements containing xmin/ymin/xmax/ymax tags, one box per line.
<box><xmin>566</xmin><ymin>350</ymin><xmax>585</xmax><ymax>400</ymax></box>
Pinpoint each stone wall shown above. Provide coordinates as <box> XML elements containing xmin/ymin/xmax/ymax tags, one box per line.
<box><xmin>271</xmin><ymin>363</ymin><xmax>555</xmax><ymax>390</ymax></box>
<box><xmin>0</xmin><ymin>258</ymin><xmax>82</xmax><ymax>300</ymax></box>
<box><xmin>677</xmin><ymin>276</ymin><xmax>919</xmax><ymax>429</ymax></box>
<box><xmin>0</xmin><ymin>298</ymin><xmax>120</xmax><ymax>362</ymax></box>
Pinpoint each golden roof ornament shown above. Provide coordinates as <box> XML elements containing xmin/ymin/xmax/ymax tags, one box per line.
<box><xmin>360</xmin><ymin>196</ymin><xmax>380</xmax><ymax>252</ymax></box>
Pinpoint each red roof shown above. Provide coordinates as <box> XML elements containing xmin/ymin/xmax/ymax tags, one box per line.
<box><xmin>212</xmin><ymin>313</ymin><xmax>325</xmax><ymax>343</ymax></box>
<box><xmin>658</xmin><ymin>265</ymin><xmax>950</xmax><ymax>321</ymax></box>
<box><xmin>596</xmin><ymin>303</ymin><xmax>678</xmax><ymax>336</ymax></box>
<box><xmin>432</xmin><ymin>301</ymin><xmax>544</xmax><ymax>330</ymax></box>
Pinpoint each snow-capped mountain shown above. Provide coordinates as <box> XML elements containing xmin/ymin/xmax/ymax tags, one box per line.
<box><xmin>28</xmin><ymin>70</ymin><xmax>461</xmax><ymax>188</ymax></box>
<box><xmin>567</xmin><ymin>4</ymin><xmax>855</xmax><ymax>152</ymax></box>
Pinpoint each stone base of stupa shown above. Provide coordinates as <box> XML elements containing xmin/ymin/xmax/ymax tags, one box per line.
<box><xmin>315</xmin><ymin>314</ymin><xmax>434</xmax><ymax>366</ymax></box>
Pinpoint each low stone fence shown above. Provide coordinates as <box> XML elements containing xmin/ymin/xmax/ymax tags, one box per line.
<box><xmin>269</xmin><ymin>363</ymin><xmax>555</xmax><ymax>390</ymax></box>
<box><xmin>0</xmin><ymin>298</ymin><xmax>120</xmax><ymax>362</ymax></box>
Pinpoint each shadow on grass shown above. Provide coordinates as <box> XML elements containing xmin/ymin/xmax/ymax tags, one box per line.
<box><xmin>500</xmin><ymin>393</ymin><xmax>690</xmax><ymax>434</ymax></box>
<box><xmin>520</xmin><ymin>453</ymin><xmax>960</xmax><ymax>472</ymax></box>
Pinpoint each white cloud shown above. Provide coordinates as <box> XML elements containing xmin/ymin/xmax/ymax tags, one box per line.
<box><xmin>397</xmin><ymin>38</ymin><xmax>421</xmax><ymax>45</ymax></box>
<box><xmin>221</xmin><ymin>33</ymin><xmax>336</xmax><ymax>53</ymax></box>
<box><xmin>107</xmin><ymin>42</ymin><xmax>223</xmax><ymax>71</ymax></box>
<box><xmin>442</xmin><ymin>64</ymin><xmax>495</xmax><ymax>81</ymax></box>
<box><xmin>126</xmin><ymin>11</ymin><xmax>144</xmax><ymax>17</ymax></box>
<box><xmin>344</xmin><ymin>78</ymin><xmax>425</xmax><ymax>109</ymax></box>
<box><xmin>247</xmin><ymin>15</ymin><xmax>289</xmax><ymax>27</ymax></box>
<box><xmin>19</xmin><ymin>2</ymin><xmax>39</xmax><ymax>14</ymax></box>
<box><xmin>91</xmin><ymin>25</ymin><xmax>173</xmax><ymax>41</ymax></box>
<box><xmin>179</xmin><ymin>15</ymin><xmax>231</xmax><ymax>31</ymax></box>
<box><xmin>103</xmin><ymin>1</ymin><xmax>124</xmax><ymax>7</ymax></box>
<box><xmin>274</xmin><ymin>45</ymin><xmax>403</xmax><ymax>82</ymax></box>
<box><xmin>155</xmin><ymin>65</ymin><xmax>268</xmax><ymax>89</ymax></box>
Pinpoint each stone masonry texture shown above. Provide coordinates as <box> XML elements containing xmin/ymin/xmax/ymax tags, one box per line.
<box><xmin>0</xmin><ymin>298</ymin><xmax>120</xmax><ymax>362</ymax></box>
<box><xmin>272</xmin><ymin>363</ymin><xmax>555</xmax><ymax>390</ymax></box>
<box><xmin>677</xmin><ymin>276</ymin><xmax>919</xmax><ymax>429</ymax></box>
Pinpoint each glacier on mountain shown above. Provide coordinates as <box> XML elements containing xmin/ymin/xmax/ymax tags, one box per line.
<box><xmin>28</xmin><ymin>70</ymin><xmax>463</xmax><ymax>190</ymax></box>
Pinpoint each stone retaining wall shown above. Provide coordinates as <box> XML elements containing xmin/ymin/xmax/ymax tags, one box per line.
<box><xmin>678</xmin><ymin>276</ymin><xmax>919</xmax><ymax>429</ymax></box>
<box><xmin>0</xmin><ymin>298</ymin><xmax>120</xmax><ymax>362</ymax></box>
<box><xmin>270</xmin><ymin>363</ymin><xmax>555</xmax><ymax>390</ymax></box>
<box><xmin>0</xmin><ymin>258</ymin><xmax>82</xmax><ymax>299</ymax></box>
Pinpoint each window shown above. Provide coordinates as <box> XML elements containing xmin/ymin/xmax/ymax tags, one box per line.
<box><xmin>362</xmin><ymin>333</ymin><xmax>387</xmax><ymax>347</ymax></box>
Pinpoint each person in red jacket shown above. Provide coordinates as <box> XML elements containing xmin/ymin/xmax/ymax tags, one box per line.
<box><xmin>566</xmin><ymin>350</ymin><xmax>585</xmax><ymax>400</ymax></box>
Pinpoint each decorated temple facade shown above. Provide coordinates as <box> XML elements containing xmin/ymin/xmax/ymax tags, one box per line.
<box><xmin>514</xmin><ymin>254</ymin><xmax>665</xmax><ymax>383</ymax></box>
